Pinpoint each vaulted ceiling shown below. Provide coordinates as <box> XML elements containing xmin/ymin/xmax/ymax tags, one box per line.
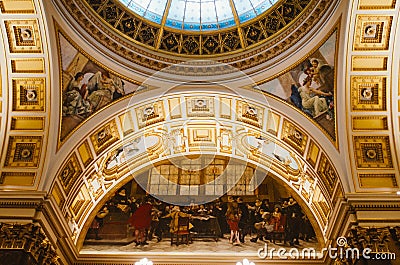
<box><xmin>0</xmin><ymin>0</ymin><xmax>399</xmax><ymax>264</ymax></box>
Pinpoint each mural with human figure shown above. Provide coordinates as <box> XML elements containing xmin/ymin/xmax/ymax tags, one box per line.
<box><xmin>258</xmin><ymin>30</ymin><xmax>337</xmax><ymax>141</ymax></box>
<box><xmin>58</xmin><ymin>32</ymin><xmax>141</xmax><ymax>142</ymax></box>
<box><xmin>59</xmin><ymin>27</ymin><xmax>337</xmax><ymax>143</ymax></box>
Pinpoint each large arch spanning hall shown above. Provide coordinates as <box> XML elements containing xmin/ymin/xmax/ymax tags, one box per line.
<box><xmin>0</xmin><ymin>0</ymin><xmax>399</xmax><ymax>264</ymax></box>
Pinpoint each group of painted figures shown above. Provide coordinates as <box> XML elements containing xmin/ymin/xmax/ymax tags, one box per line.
<box><xmin>90</xmin><ymin>189</ymin><xmax>315</xmax><ymax>247</ymax></box>
<box><xmin>289</xmin><ymin>59</ymin><xmax>334</xmax><ymax>120</ymax></box>
<box><xmin>62</xmin><ymin>71</ymin><xmax>125</xmax><ymax>117</ymax></box>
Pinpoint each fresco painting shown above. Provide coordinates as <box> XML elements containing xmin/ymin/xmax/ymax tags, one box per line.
<box><xmin>59</xmin><ymin>33</ymin><xmax>140</xmax><ymax>141</ymax></box>
<box><xmin>258</xmin><ymin>31</ymin><xmax>337</xmax><ymax>140</ymax></box>
<box><xmin>59</xmin><ymin>29</ymin><xmax>337</xmax><ymax>142</ymax></box>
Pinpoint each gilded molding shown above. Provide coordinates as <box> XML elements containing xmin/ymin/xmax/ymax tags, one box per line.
<box><xmin>353</xmin><ymin>136</ymin><xmax>393</xmax><ymax>169</ymax></box>
<box><xmin>0</xmin><ymin>223</ymin><xmax>60</xmax><ymax>265</ymax></box>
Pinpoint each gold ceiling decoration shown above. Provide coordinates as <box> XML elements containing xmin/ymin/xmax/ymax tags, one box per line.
<box><xmin>85</xmin><ymin>0</ymin><xmax>311</xmax><ymax>56</ymax></box>
<box><xmin>56</xmin><ymin>0</ymin><xmax>335</xmax><ymax>71</ymax></box>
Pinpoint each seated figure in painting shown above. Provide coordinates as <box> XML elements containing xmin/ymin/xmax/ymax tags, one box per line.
<box><xmin>62</xmin><ymin>72</ymin><xmax>91</xmax><ymax>117</ymax></box>
<box><xmin>297</xmin><ymin>76</ymin><xmax>332</xmax><ymax>118</ymax></box>
<box><xmin>86</xmin><ymin>71</ymin><xmax>124</xmax><ymax>111</ymax></box>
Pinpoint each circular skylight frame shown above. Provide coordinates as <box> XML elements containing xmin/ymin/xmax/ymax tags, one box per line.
<box><xmin>119</xmin><ymin>0</ymin><xmax>280</xmax><ymax>32</ymax></box>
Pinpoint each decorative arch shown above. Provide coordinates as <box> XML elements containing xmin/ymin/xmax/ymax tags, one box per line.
<box><xmin>49</xmin><ymin>87</ymin><xmax>343</xmax><ymax>251</ymax></box>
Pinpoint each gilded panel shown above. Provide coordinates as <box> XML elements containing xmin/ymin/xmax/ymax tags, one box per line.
<box><xmin>352</xmin><ymin>116</ymin><xmax>388</xmax><ymax>131</ymax></box>
<box><xmin>358</xmin><ymin>0</ymin><xmax>396</xmax><ymax>9</ymax></box>
<box><xmin>4</xmin><ymin>136</ymin><xmax>42</xmax><ymax>168</ymax></box>
<box><xmin>12</xmin><ymin>78</ymin><xmax>45</xmax><ymax>111</ymax></box>
<box><xmin>353</xmin><ymin>136</ymin><xmax>393</xmax><ymax>168</ymax></box>
<box><xmin>90</xmin><ymin>120</ymin><xmax>119</xmax><ymax>155</ymax></box>
<box><xmin>359</xmin><ymin>173</ymin><xmax>398</xmax><ymax>188</ymax></box>
<box><xmin>168</xmin><ymin>98</ymin><xmax>182</xmax><ymax>119</ymax></box>
<box><xmin>10</xmin><ymin>116</ymin><xmax>44</xmax><ymax>131</ymax></box>
<box><xmin>0</xmin><ymin>0</ymin><xmax>35</xmax><ymax>13</ymax></box>
<box><xmin>187</xmin><ymin>126</ymin><xmax>216</xmax><ymax>149</ymax></box>
<box><xmin>351</xmin><ymin>76</ymin><xmax>386</xmax><ymax>111</ymax></box>
<box><xmin>51</xmin><ymin>183</ymin><xmax>65</xmax><ymax>207</ymax></box>
<box><xmin>317</xmin><ymin>153</ymin><xmax>337</xmax><ymax>196</ymax></box>
<box><xmin>119</xmin><ymin>112</ymin><xmax>135</xmax><ymax>136</ymax></box>
<box><xmin>135</xmin><ymin>101</ymin><xmax>165</xmax><ymax>129</ymax></box>
<box><xmin>77</xmin><ymin>141</ymin><xmax>93</xmax><ymax>167</ymax></box>
<box><xmin>266</xmin><ymin>111</ymin><xmax>280</xmax><ymax>136</ymax></box>
<box><xmin>352</xmin><ymin>56</ymin><xmax>387</xmax><ymax>71</ymax></box>
<box><xmin>219</xmin><ymin>97</ymin><xmax>232</xmax><ymax>119</ymax></box>
<box><xmin>70</xmin><ymin>185</ymin><xmax>91</xmax><ymax>222</ymax></box>
<box><xmin>353</xmin><ymin>15</ymin><xmax>392</xmax><ymax>50</ymax></box>
<box><xmin>0</xmin><ymin>172</ymin><xmax>35</xmax><ymax>186</ymax></box>
<box><xmin>58</xmin><ymin>153</ymin><xmax>82</xmax><ymax>194</ymax></box>
<box><xmin>4</xmin><ymin>19</ymin><xmax>42</xmax><ymax>53</ymax></box>
<box><xmin>236</xmin><ymin>101</ymin><xmax>264</xmax><ymax>128</ymax></box>
<box><xmin>306</xmin><ymin>140</ymin><xmax>320</xmax><ymax>168</ymax></box>
<box><xmin>281</xmin><ymin>120</ymin><xmax>308</xmax><ymax>155</ymax></box>
<box><xmin>186</xmin><ymin>96</ymin><xmax>214</xmax><ymax>117</ymax></box>
<box><xmin>11</xmin><ymin>58</ymin><xmax>44</xmax><ymax>73</ymax></box>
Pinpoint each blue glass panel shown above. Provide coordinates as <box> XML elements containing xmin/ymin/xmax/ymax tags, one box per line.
<box><xmin>183</xmin><ymin>22</ymin><xmax>201</xmax><ymax>31</ymax></box>
<box><xmin>215</xmin><ymin>0</ymin><xmax>235</xmax><ymax>21</ymax></box>
<box><xmin>167</xmin><ymin>0</ymin><xmax>185</xmax><ymax>22</ymax></box>
<box><xmin>184</xmin><ymin>1</ymin><xmax>201</xmax><ymax>23</ymax></box>
<box><xmin>165</xmin><ymin>19</ymin><xmax>183</xmax><ymax>30</ymax></box>
<box><xmin>201</xmin><ymin>23</ymin><xmax>219</xmax><ymax>31</ymax></box>
<box><xmin>201</xmin><ymin>1</ymin><xmax>218</xmax><ymax>23</ymax></box>
<box><xmin>232</xmin><ymin>0</ymin><xmax>253</xmax><ymax>15</ymax></box>
<box><xmin>144</xmin><ymin>10</ymin><xmax>163</xmax><ymax>24</ymax></box>
<box><xmin>238</xmin><ymin>9</ymin><xmax>256</xmax><ymax>23</ymax></box>
<box><xmin>252</xmin><ymin>0</ymin><xmax>274</xmax><ymax>15</ymax></box>
<box><xmin>126</xmin><ymin>1</ymin><xmax>147</xmax><ymax>16</ymax></box>
<box><xmin>218</xmin><ymin>18</ymin><xmax>236</xmax><ymax>29</ymax></box>
<box><xmin>146</xmin><ymin>0</ymin><xmax>168</xmax><ymax>18</ymax></box>
<box><xmin>119</xmin><ymin>0</ymin><xmax>131</xmax><ymax>5</ymax></box>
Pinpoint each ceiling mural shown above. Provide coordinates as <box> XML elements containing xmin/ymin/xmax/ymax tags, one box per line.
<box><xmin>256</xmin><ymin>28</ymin><xmax>338</xmax><ymax>142</ymax></box>
<box><xmin>58</xmin><ymin>31</ymin><xmax>142</xmax><ymax>142</ymax></box>
<box><xmin>57</xmin><ymin>23</ymin><xmax>338</xmax><ymax>145</ymax></box>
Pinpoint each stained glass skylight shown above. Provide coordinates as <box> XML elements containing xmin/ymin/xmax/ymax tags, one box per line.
<box><xmin>119</xmin><ymin>0</ymin><xmax>279</xmax><ymax>31</ymax></box>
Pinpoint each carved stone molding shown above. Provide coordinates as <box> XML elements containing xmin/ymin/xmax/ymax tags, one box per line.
<box><xmin>0</xmin><ymin>223</ymin><xmax>60</xmax><ymax>265</ymax></box>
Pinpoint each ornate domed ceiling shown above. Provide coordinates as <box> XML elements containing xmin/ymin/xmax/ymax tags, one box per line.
<box><xmin>57</xmin><ymin>0</ymin><xmax>336</xmax><ymax>69</ymax></box>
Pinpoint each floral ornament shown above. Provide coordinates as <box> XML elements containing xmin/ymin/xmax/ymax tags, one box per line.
<box><xmin>236</xmin><ymin>259</ymin><xmax>255</xmax><ymax>265</ymax></box>
<box><xmin>135</xmin><ymin>258</ymin><xmax>153</xmax><ymax>265</ymax></box>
